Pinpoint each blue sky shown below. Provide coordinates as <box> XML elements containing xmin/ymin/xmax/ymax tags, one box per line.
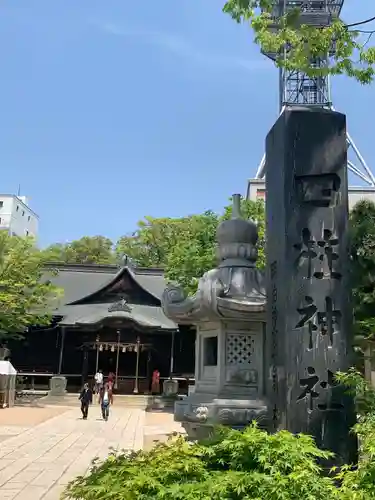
<box><xmin>0</xmin><ymin>0</ymin><xmax>374</xmax><ymax>247</ymax></box>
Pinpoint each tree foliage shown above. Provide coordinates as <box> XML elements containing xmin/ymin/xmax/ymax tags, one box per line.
<box><xmin>349</xmin><ymin>200</ymin><xmax>375</xmax><ymax>341</ymax></box>
<box><xmin>223</xmin><ymin>0</ymin><xmax>375</xmax><ymax>83</ymax></box>
<box><xmin>41</xmin><ymin>236</ymin><xmax>116</xmax><ymax>265</ymax></box>
<box><xmin>163</xmin><ymin>211</ymin><xmax>219</xmax><ymax>294</ymax></box>
<box><xmin>0</xmin><ymin>233</ymin><xmax>62</xmax><ymax>340</ymax></box>
<box><xmin>115</xmin><ymin>217</ymin><xmax>186</xmax><ymax>268</ymax></box>
<box><xmin>335</xmin><ymin>369</ymin><xmax>375</xmax><ymax>499</ymax></box>
<box><xmin>63</xmin><ymin>424</ymin><xmax>337</xmax><ymax>500</ymax></box>
<box><xmin>116</xmin><ymin>198</ymin><xmax>265</xmax><ymax>294</ymax></box>
<box><xmin>40</xmin><ymin>200</ymin><xmax>265</xmax><ymax>295</ymax></box>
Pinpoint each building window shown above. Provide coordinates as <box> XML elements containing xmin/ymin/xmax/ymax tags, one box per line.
<box><xmin>26</xmin><ymin>230</ymin><xmax>29</xmax><ymax>236</ymax></box>
<box><xmin>28</xmin><ymin>215</ymin><xmax>31</xmax><ymax>221</ymax></box>
<box><xmin>256</xmin><ymin>189</ymin><xmax>266</xmax><ymax>199</ymax></box>
<box><xmin>22</xmin><ymin>210</ymin><xmax>25</xmax><ymax>216</ymax></box>
<box><xmin>0</xmin><ymin>201</ymin><xmax>3</xmax><ymax>208</ymax></box>
<box><xmin>203</xmin><ymin>336</ymin><xmax>218</xmax><ymax>366</ymax></box>
<box><xmin>16</xmin><ymin>205</ymin><xmax>19</xmax><ymax>211</ymax></box>
<box><xmin>0</xmin><ymin>217</ymin><xmax>2</xmax><ymax>224</ymax></box>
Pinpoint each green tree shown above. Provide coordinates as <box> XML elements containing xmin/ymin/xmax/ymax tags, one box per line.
<box><xmin>164</xmin><ymin>211</ymin><xmax>220</xmax><ymax>294</ymax></box>
<box><xmin>115</xmin><ymin>198</ymin><xmax>265</xmax><ymax>294</ymax></box>
<box><xmin>115</xmin><ymin>217</ymin><xmax>186</xmax><ymax>268</ymax></box>
<box><xmin>349</xmin><ymin>200</ymin><xmax>375</xmax><ymax>341</ymax></box>
<box><xmin>223</xmin><ymin>1</ymin><xmax>375</xmax><ymax>83</ymax></box>
<box><xmin>40</xmin><ymin>243</ymin><xmax>73</xmax><ymax>263</ymax></box>
<box><xmin>335</xmin><ymin>369</ymin><xmax>375</xmax><ymax>498</ymax></box>
<box><xmin>0</xmin><ymin>233</ymin><xmax>62</xmax><ymax>340</ymax></box>
<box><xmin>166</xmin><ymin>199</ymin><xmax>266</xmax><ymax>294</ymax></box>
<box><xmin>42</xmin><ymin>236</ymin><xmax>116</xmax><ymax>265</ymax></box>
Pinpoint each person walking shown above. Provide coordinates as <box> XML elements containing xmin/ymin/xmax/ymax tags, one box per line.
<box><xmin>78</xmin><ymin>383</ymin><xmax>92</xmax><ymax>420</ymax></box>
<box><xmin>94</xmin><ymin>369</ymin><xmax>103</xmax><ymax>402</ymax></box>
<box><xmin>107</xmin><ymin>378</ymin><xmax>114</xmax><ymax>405</ymax></box>
<box><xmin>151</xmin><ymin>369</ymin><xmax>160</xmax><ymax>395</ymax></box>
<box><xmin>99</xmin><ymin>383</ymin><xmax>110</xmax><ymax>421</ymax></box>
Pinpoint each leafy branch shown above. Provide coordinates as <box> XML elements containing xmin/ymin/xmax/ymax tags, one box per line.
<box><xmin>223</xmin><ymin>0</ymin><xmax>375</xmax><ymax>83</ymax></box>
<box><xmin>0</xmin><ymin>233</ymin><xmax>62</xmax><ymax>340</ymax></box>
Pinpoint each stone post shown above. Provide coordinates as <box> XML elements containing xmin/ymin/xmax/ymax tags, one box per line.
<box><xmin>50</xmin><ymin>325</ymin><xmax>67</xmax><ymax>397</ymax></box>
<box><xmin>265</xmin><ymin>107</ymin><xmax>356</xmax><ymax>464</ymax></box>
<box><xmin>49</xmin><ymin>375</ymin><xmax>67</xmax><ymax>396</ymax></box>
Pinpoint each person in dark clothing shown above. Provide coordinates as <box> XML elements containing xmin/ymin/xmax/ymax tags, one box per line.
<box><xmin>79</xmin><ymin>383</ymin><xmax>93</xmax><ymax>419</ymax></box>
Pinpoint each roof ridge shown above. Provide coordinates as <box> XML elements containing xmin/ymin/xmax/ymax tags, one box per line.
<box><xmin>133</xmin><ymin>267</ymin><xmax>165</xmax><ymax>275</ymax></box>
<box><xmin>43</xmin><ymin>262</ymin><xmax>120</xmax><ymax>272</ymax></box>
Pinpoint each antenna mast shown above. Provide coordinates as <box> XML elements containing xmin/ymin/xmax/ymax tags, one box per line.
<box><xmin>255</xmin><ymin>0</ymin><xmax>375</xmax><ymax>186</ymax></box>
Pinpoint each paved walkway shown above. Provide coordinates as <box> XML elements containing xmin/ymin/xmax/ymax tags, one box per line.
<box><xmin>0</xmin><ymin>405</ymin><xmax>165</xmax><ymax>500</ymax></box>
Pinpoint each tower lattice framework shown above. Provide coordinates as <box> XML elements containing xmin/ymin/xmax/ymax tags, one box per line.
<box><xmin>255</xmin><ymin>0</ymin><xmax>375</xmax><ymax>186</ymax></box>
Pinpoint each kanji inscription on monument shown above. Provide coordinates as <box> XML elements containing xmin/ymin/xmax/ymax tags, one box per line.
<box><xmin>295</xmin><ymin>295</ymin><xmax>341</xmax><ymax>348</ymax></box>
<box><xmin>265</xmin><ymin>107</ymin><xmax>355</xmax><ymax>465</ymax></box>
<box><xmin>295</xmin><ymin>173</ymin><xmax>341</xmax><ymax>207</ymax></box>
<box><xmin>294</xmin><ymin>228</ymin><xmax>342</xmax><ymax>280</ymax></box>
<box><xmin>297</xmin><ymin>367</ymin><xmax>343</xmax><ymax>412</ymax></box>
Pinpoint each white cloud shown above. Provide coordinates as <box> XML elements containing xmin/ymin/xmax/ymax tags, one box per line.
<box><xmin>94</xmin><ymin>22</ymin><xmax>270</xmax><ymax>73</ymax></box>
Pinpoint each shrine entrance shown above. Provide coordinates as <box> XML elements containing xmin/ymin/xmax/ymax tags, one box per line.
<box><xmin>9</xmin><ymin>262</ymin><xmax>196</xmax><ymax>394</ymax></box>
<box><xmin>83</xmin><ymin>335</ymin><xmax>154</xmax><ymax>393</ymax></box>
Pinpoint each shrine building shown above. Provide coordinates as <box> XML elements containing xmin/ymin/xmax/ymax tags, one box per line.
<box><xmin>7</xmin><ymin>262</ymin><xmax>195</xmax><ymax>394</ymax></box>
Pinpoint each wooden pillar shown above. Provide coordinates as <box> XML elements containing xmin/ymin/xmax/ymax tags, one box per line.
<box><xmin>95</xmin><ymin>334</ymin><xmax>100</xmax><ymax>373</ymax></box>
<box><xmin>133</xmin><ymin>337</ymin><xmax>141</xmax><ymax>394</ymax></box>
<box><xmin>82</xmin><ymin>347</ymin><xmax>89</xmax><ymax>386</ymax></box>
<box><xmin>58</xmin><ymin>326</ymin><xmax>66</xmax><ymax>375</ymax></box>
<box><xmin>115</xmin><ymin>330</ymin><xmax>121</xmax><ymax>389</ymax></box>
<box><xmin>169</xmin><ymin>330</ymin><xmax>176</xmax><ymax>377</ymax></box>
<box><xmin>146</xmin><ymin>350</ymin><xmax>151</xmax><ymax>394</ymax></box>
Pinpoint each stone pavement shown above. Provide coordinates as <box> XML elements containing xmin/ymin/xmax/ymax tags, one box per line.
<box><xmin>0</xmin><ymin>404</ymin><xmax>180</xmax><ymax>500</ymax></box>
<box><xmin>143</xmin><ymin>410</ymin><xmax>184</xmax><ymax>450</ymax></box>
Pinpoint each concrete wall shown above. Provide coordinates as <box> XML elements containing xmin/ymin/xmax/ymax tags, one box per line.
<box><xmin>246</xmin><ymin>178</ymin><xmax>375</xmax><ymax>211</ymax></box>
<box><xmin>347</xmin><ymin>189</ymin><xmax>375</xmax><ymax>211</ymax></box>
<box><xmin>0</xmin><ymin>195</ymin><xmax>39</xmax><ymax>239</ymax></box>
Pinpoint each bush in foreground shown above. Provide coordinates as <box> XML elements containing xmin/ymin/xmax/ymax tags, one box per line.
<box><xmin>63</xmin><ymin>370</ymin><xmax>375</xmax><ymax>500</ymax></box>
<box><xmin>63</xmin><ymin>424</ymin><xmax>338</xmax><ymax>500</ymax></box>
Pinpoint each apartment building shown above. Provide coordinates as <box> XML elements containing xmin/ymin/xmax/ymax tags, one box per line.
<box><xmin>0</xmin><ymin>194</ymin><xmax>39</xmax><ymax>238</ymax></box>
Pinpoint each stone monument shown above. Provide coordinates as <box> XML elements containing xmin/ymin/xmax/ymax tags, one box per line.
<box><xmin>265</xmin><ymin>107</ymin><xmax>356</xmax><ymax>464</ymax></box>
<box><xmin>162</xmin><ymin>194</ymin><xmax>268</xmax><ymax>438</ymax></box>
<box><xmin>49</xmin><ymin>375</ymin><xmax>67</xmax><ymax>396</ymax></box>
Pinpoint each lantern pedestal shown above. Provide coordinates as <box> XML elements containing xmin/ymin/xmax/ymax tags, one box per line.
<box><xmin>162</xmin><ymin>195</ymin><xmax>269</xmax><ymax>439</ymax></box>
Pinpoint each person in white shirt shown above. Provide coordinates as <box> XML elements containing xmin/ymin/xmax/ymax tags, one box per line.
<box><xmin>94</xmin><ymin>370</ymin><xmax>103</xmax><ymax>399</ymax></box>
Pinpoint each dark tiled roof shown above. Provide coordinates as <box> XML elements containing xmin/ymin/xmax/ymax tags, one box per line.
<box><xmin>44</xmin><ymin>263</ymin><xmax>168</xmax><ymax>304</ymax></box>
<box><xmin>128</xmin><ymin>267</ymin><xmax>167</xmax><ymax>302</ymax></box>
<box><xmin>43</xmin><ymin>263</ymin><xmax>177</xmax><ymax>331</ymax></box>
<box><xmin>44</xmin><ymin>263</ymin><xmax>118</xmax><ymax>304</ymax></box>
<box><xmin>57</xmin><ymin>303</ymin><xmax>176</xmax><ymax>330</ymax></box>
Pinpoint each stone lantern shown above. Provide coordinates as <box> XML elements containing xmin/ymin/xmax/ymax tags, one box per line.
<box><xmin>162</xmin><ymin>194</ymin><xmax>268</xmax><ymax>438</ymax></box>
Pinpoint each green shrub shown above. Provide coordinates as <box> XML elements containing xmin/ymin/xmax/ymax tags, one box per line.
<box><xmin>63</xmin><ymin>370</ymin><xmax>375</xmax><ymax>500</ymax></box>
<box><xmin>335</xmin><ymin>370</ymin><xmax>375</xmax><ymax>499</ymax></box>
<box><xmin>63</xmin><ymin>424</ymin><xmax>338</xmax><ymax>500</ymax></box>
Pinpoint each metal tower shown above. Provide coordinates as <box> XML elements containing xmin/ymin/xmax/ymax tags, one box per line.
<box><xmin>255</xmin><ymin>0</ymin><xmax>375</xmax><ymax>186</ymax></box>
